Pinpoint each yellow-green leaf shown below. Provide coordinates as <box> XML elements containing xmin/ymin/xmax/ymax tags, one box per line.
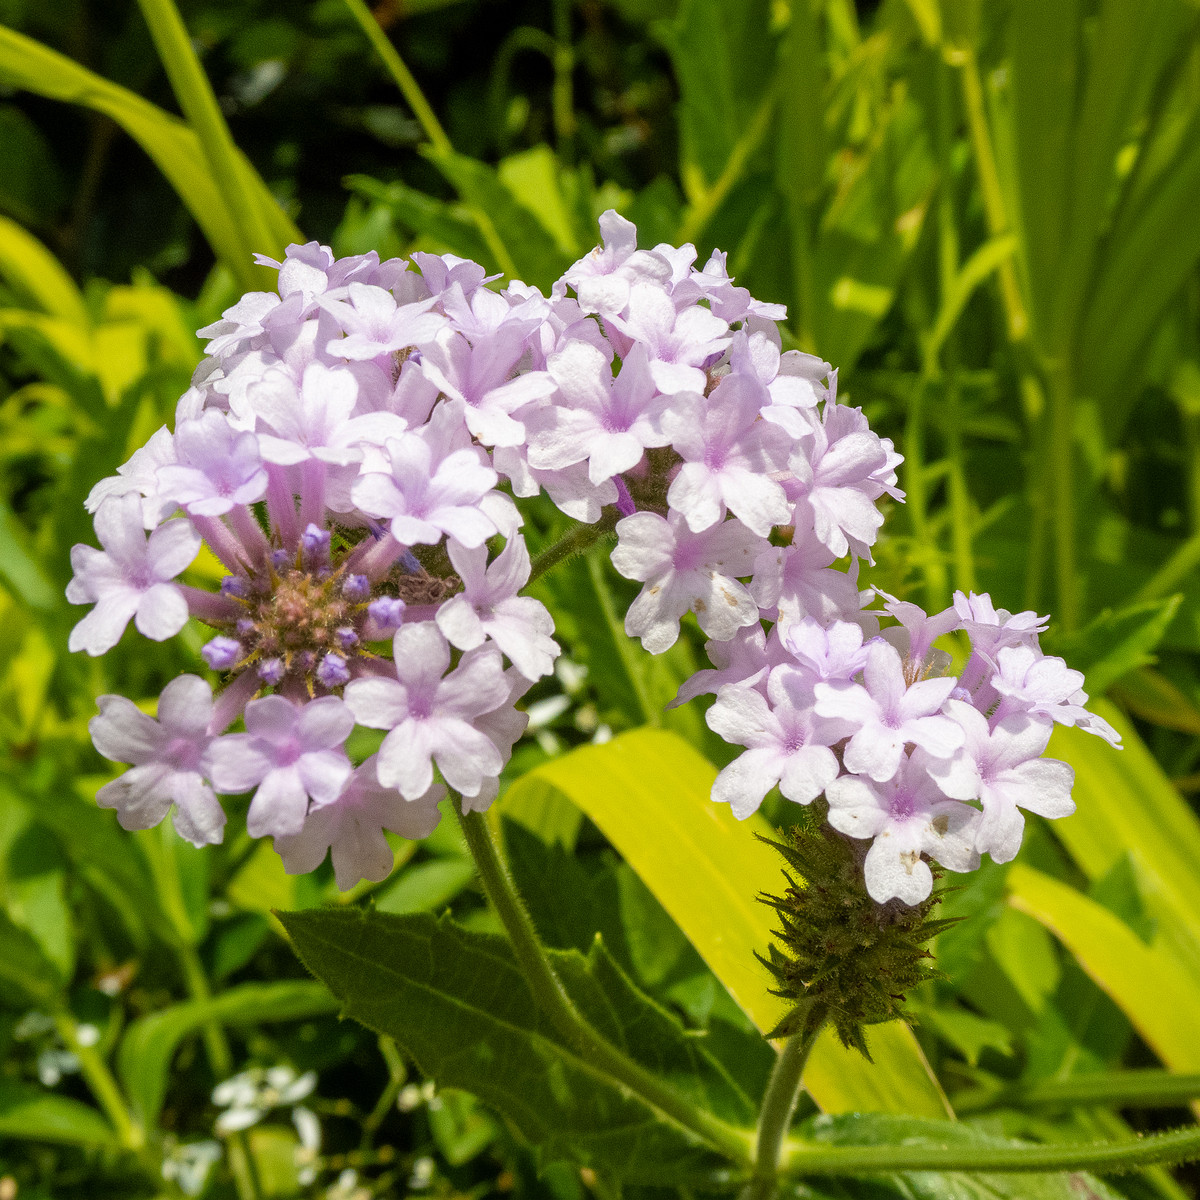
<box><xmin>0</xmin><ymin>215</ymin><xmax>88</xmax><ymax>326</ymax></box>
<box><xmin>500</xmin><ymin>728</ymin><xmax>952</xmax><ymax>1118</ymax></box>
<box><xmin>1008</xmin><ymin>863</ymin><xmax>1200</xmax><ymax>1072</ymax></box>
<box><xmin>1049</xmin><ymin>699</ymin><xmax>1200</xmax><ymax>985</ymax></box>
<box><xmin>0</xmin><ymin>25</ymin><xmax>299</xmax><ymax>289</ymax></box>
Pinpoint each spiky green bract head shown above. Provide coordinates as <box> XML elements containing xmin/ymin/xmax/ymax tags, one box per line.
<box><xmin>756</xmin><ymin>803</ymin><xmax>956</xmax><ymax>1057</ymax></box>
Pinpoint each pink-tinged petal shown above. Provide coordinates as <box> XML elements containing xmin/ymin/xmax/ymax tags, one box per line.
<box><xmin>429</xmin><ymin>720</ymin><xmax>503</xmax><ymax>796</ymax></box>
<box><xmin>393</xmin><ymin>623</ymin><xmax>452</xmax><ymax>688</ymax></box>
<box><xmin>863</xmin><ymin>833</ymin><xmax>933</xmax><ymax>904</ymax></box>
<box><xmin>988</xmin><ymin>713</ymin><xmax>1054</xmax><ymax>771</ymax></box>
<box><xmin>90</xmin><ymin>694</ymin><xmax>161</xmax><ymax>763</ymax></box>
<box><xmin>169</xmin><ymin>774</ymin><xmax>226</xmax><ymax>846</ymax></box>
<box><xmin>350</xmin><ymin>472</ymin><xmax>403</xmax><ymax>519</ymax></box>
<box><xmin>694</xmin><ymin>575</ymin><xmax>759</xmax><ymax>643</ymax></box>
<box><xmin>813</xmin><ymin>680</ymin><xmax>879</xmax><ymax>726</ymax></box>
<box><xmin>69</xmin><ymin>590</ymin><xmax>141</xmax><ymax>655</ymax></box>
<box><xmin>296</xmin><ymin>696</ymin><xmax>354</xmax><ymax>750</ymax></box>
<box><xmin>436</xmin><ymin>648</ymin><xmax>509</xmax><ymax>718</ymax></box>
<box><xmin>298</xmin><ymin>748</ymin><xmax>353</xmax><ymax>805</ymax></box>
<box><xmin>706</xmin><ymin>685</ymin><xmax>777</xmax><ymax>748</ymax></box>
<box><xmin>256</xmin><ymin>434</ymin><xmax>311</xmax><ymax>466</ymax></box>
<box><xmin>843</xmin><ymin>725</ymin><xmax>905</xmax><ymax>782</ymax></box>
<box><xmin>974</xmin><ymin>800</ymin><xmax>1026</xmax><ymax>864</ymax></box>
<box><xmin>376</xmin><ymin>722</ymin><xmax>437</xmax><ymax>797</ymax></box>
<box><xmin>344</xmin><ymin>677</ymin><xmax>410</xmax><ymax>730</ymax></box>
<box><xmin>718</xmin><ymin>468</ymin><xmax>790</xmax><ymax>537</ymax></box>
<box><xmin>156</xmin><ymin>675</ymin><xmax>215</xmax><ymax>739</ymax></box>
<box><xmin>94</xmin><ymin>494</ymin><xmax>149</xmax><ymax>564</ymax></box>
<box><xmin>387</xmin><ymin>513</ymin><xmax>444</xmax><ymax>546</ymax></box>
<box><xmin>902</xmin><ymin>714</ymin><xmax>965</xmax><ymax>760</ymax></box>
<box><xmin>824</xmin><ymin>775</ymin><xmax>887</xmax><ymax>838</ymax></box>
<box><xmin>436</xmin><ymin>595</ymin><xmax>487</xmax><ymax>650</ymax></box>
<box><xmin>243</xmin><ymin>695</ymin><xmax>301</xmax><ymax>742</ymax></box>
<box><xmin>624</xmin><ymin>577</ymin><xmax>686</xmax><ymax>653</ymax></box>
<box><xmin>146</xmin><ymin>519</ymin><xmax>202</xmax><ymax>579</ymax></box>
<box><xmin>778</xmin><ymin>744</ymin><xmax>838</xmax><ymax>805</ymax></box>
<box><xmin>926</xmin><ymin>749</ymin><xmax>981</xmax><ymax>801</ymax></box>
<box><xmin>862</xmin><ymin>642</ymin><xmax>907</xmax><ymax>711</ymax></box>
<box><xmin>96</xmin><ymin>764</ymin><xmax>173</xmax><ymax>829</ymax></box>
<box><xmin>611</xmin><ymin>512</ymin><xmax>675</xmax><ymax>582</ymax></box>
<box><xmin>246</xmin><ymin>765</ymin><xmax>309</xmax><ymax>837</ymax></box>
<box><xmin>667</xmin><ymin>464</ymin><xmax>724</xmax><ymax>533</ymax></box>
<box><xmin>134</xmin><ymin>583</ymin><xmax>189</xmax><ymax>641</ymax></box>
<box><xmin>275</xmin><ymin>808</ymin><xmax>336</xmax><ymax>878</ymax></box>
<box><xmin>206</xmin><ymin>735</ymin><xmax>272</xmax><ymax>793</ymax></box>
<box><xmin>895</xmin><ymin>674</ymin><xmax>956</xmax><ymax>721</ymax></box>
<box><xmin>712</xmin><ymin>747</ymin><xmax>785</xmax><ymax>818</ymax></box>
<box><xmin>1003</xmin><ymin>758</ymin><xmax>1075</xmax><ymax>818</ymax></box>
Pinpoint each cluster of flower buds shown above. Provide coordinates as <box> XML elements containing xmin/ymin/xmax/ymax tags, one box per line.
<box><xmin>70</xmin><ymin>212</ymin><xmax>1118</xmax><ymax>902</ymax></box>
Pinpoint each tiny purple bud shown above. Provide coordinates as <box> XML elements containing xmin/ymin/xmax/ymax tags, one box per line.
<box><xmin>201</xmin><ymin>636</ymin><xmax>242</xmax><ymax>670</ymax></box>
<box><xmin>397</xmin><ymin>549</ymin><xmax>423</xmax><ymax>575</ymax></box>
<box><xmin>301</xmin><ymin>523</ymin><xmax>331</xmax><ymax>564</ymax></box>
<box><xmin>368</xmin><ymin>596</ymin><xmax>406</xmax><ymax>630</ymax></box>
<box><xmin>949</xmin><ymin>686</ymin><xmax>973</xmax><ymax>705</ymax></box>
<box><xmin>220</xmin><ymin>575</ymin><xmax>249</xmax><ymax>599</ymax></box>
<box><xmin>270</xmin><ymin>548</ymin><xmax>293</xmax><ymax>572</ymax></box>
<box><xmin>316</xmin><ymin>652</ymin><xmax>351</xmax><ymax>688</ymax></box>
<box><xmin>236</xmin><ymin>618</ymin><xmax>256</xmax><ymax>638</ymax></box>
<box><xmin>258</xmin><ymin>657</ymin><xmax>286</xmax><ymax>685</ymax></box>
<box><xmin>335</xmin><ymin>626</ymin><xmax>359</xmax><ymax>650</ymax></box>
<box><xmin>613</xmin><ymin>475</ymin><xmax>636</xmax><ymax>518</ymax></box>
<box><xmin>343</xmin><ymin>574</ymin><xmax>370</xmax><ymax>602</ymax></box>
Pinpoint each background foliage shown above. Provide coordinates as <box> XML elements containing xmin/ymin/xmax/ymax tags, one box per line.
<box><xmin>4</xmin><ymin>0</ymin><xmax>1200</xmax><ymax>1197</ymax></box>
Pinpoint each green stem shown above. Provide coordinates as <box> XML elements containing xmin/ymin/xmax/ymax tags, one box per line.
<box><xmin>1046</xmin><ymin>360</ymin><xmax>1079</xmax><ymax>631</ymax></box>
<box><xmin>903</xmin><ymin>373</ymin><xmax>950</xmax><ymax>611</ymax></box>
<box><xmin>739</xmin><ymin>1018</ymin><xmax>822</xmax><ymax>1200</ymax></box>
<box><xmin>945</xmin><ymin>371</ymin><xmax>976</xmax><ymax>594</ymax></box>
<box><xmin>782</xmin><ymin>1123</ymin><xmax>1200</xmax><ymax>1176</ymax></box>
<box><xmin>339</xmin><ymin>0</ymin><xmax>452</xmax><ymax>156</ymax></box>
<box><xmin>1136</xmin><ymin>530</ymin><xmax>1200</xmax><ymax>603</ymax></box>
<box><xmin>134</xmin><ymin>0</ymin><xmax>276</xmax><ymax>281</ymax></box>
<box><xmin>550</xmin><ymin>0</ymin><xmax>576</xmax><ymax>164</ymax></box>
<box><xmin>54</xmin><ymin>1012</ymin><xmax>143</xmax><ymax>1152</ymax></box>
<box><xmin>528</xmin><ymin>512</ymin><xmax>618</xmax><ymax>584</ymax></box>
<box><xmin>361</xmin><ymin>1036</ymin><xmax>407</xmax><ymax>1152</ymax></box>
<box><xmin>952</xmin><ymin>44</ymin><xmax>1028</xmax><ymax>345</ymax></box>
<box><xmin>455</xmin><ymin>804</ymin><xmax>752</xmax><ymax>1166</ymax></box>
<box><xmin>955</xmin><ymin>1070</ymin><xmax>1200</xmax><ymax>1115</ymax></box>
<box><xmin>677</xmin><ymin>86</ymin><xmax>777</xmax><ymax>246</ymax></box>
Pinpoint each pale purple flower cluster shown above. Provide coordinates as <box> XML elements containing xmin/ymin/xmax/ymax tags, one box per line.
<box><xmin>71</xmin><ymin>215</ymin><xmax>1116</xmax><ymax>904</ymax></box>
<box><xmin>701</xmin><ymin>596</ymin><xmax>1120</xmax><ymax>904</ymax></box>
<box><xmin>72</xmin><ymin>244</ymin><xmax>560</xmax><ymax>887</ymax></box>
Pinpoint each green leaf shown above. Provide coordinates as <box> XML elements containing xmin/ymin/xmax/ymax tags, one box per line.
<box><xmin>117</xmin><ymin>980</ymin><xmax>337</xmax><ymax>1126</ymax></box>
<box><xmin>425</xmin><ymin>149</ymin><xmax>573</xmax><ymax>292</ymax></box>
<box><xmin>500</xmin><ymin>729</ymin><xmax>953</xmax><ymax>1118</ymax></box>
<box><xmin>1049</xmin><ymin>700</ymin><xmax>1200</xmax><ymax>987</ymax></box>
<box><xmin>0</xmin><ymin>25</ymin><xmax>298</xmax><ymax>289</ymax></box>
<box><xmin>0</xmin><ymin>214</ymin><xmax>88</xmax><ymax>326</ymax></box>
<box><xmin>790</xmin><ymin>1113</ymin><xmax>1123</xmax><ymax>1199</ymax></box>
<box><xmin>0</xmin><ymin>1081</ymin><xmax>118</xmax><ymax>1147</ymax></box>
<box><xmin>0</xmin><ymin>906</ymin><xmax>62</xmax><ymax>1006</ymax></box>
<box><xmin>374</xmin><ymin>856</ymin><xmax>476</xmax><ymax>914</ymax></box>
<box><xmin>0</xmin><ymin>499</ymin><xmax>56</xmax><ymax>611</ymax></box>
<box><xmin>279</xmin><ymin>907</ymin><xmax>745</xmax><ymax>1183</ymax></box>
<box><xmin>1043</xmin><ymin>594</ymin><xmax>1181</xmax><ymax>693</ymax></box>
<box><xmin>1008</xmin><ymin>864</ymin><xmax>1200</xmax><ymax>1072</ymax></box>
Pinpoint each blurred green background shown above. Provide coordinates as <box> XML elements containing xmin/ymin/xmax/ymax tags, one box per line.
<box><xmin>5</xmin><ymin>0</ymin><xmax>1200</xmax><ymax>1197</ymax></box>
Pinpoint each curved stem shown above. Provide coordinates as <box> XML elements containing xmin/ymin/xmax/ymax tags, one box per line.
<box><xmin>955</xmin><ymin>1069</ymin><xmax>1200</xmax><ymax>1115</ymax></box>
<box><xmin>339</xmin><ymin>0</ymin><xmax>452</xmax><ymax>156</ymax></box>
<box><xmin>782</xmin><ymin>1123</ymin><xmax>1200</xmax><ymax>1177</ymax></box>
<box><xmin>528</xmin><ymin>512</ymin><xmax>618</xmax><ymax>584</ymax></box>
<box><xmin>454</xmin><ymin>803</ymin><xmax>752</xmax><ymax>1166</ymax></box>
<box><xmin>739</xmin><ymin>1017</ymin><xmax>822</xmax><ymax>1200</ymax></box>
<box><xmin>54</xmin><ymin>1012</ymin><xmax>143</xmax><ymax>1152</ymax></box>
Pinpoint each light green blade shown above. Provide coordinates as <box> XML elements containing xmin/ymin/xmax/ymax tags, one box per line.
<box><xmin>501</xmin><ymin>728</ymin><xmax>952</xmax><ymax>1118</ymax></box>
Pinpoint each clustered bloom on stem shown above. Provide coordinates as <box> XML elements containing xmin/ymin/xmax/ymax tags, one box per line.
<box><xmin>71</xmin><ymin>215</ymin><xmax>1118</xmax><ymax>904</ymax></box>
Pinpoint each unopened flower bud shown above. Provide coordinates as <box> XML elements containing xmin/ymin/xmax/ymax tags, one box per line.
<box><xmin>301</xmin><ymin>524</ymin><xmax>331</xmax><ymax>565</ymax></box>
<box><xmin>221</xmin><ymin>575</ymin><xmax>249</xmax><ymax>599</ymax></box>
<box><xmin>335</xmin><ymin>627</ymin><xmax>359</xmax><ymax>650</ymax></box>
<box><xmin>343</xmin><ymin>575</ymin><xmax>370</xmax><ymax>602</ymax></box>
<box><xmin>317</xmin><ymin>653</ymin><xmax>351</xmax><ymax>688</ymax></box>
<box><xmin>201</xmin><ymin>636</ymin><xmax>242</xmax><ymax>670</ymax></box>
<box><xmin>258</xmin><ymin>657</ymin><xmax>286</xmax><ymax>685</ymax></box>
<box><xmin>367</xmin><ymin>596</ymin><xmax>405</xmax><ymax>630</ymax></box>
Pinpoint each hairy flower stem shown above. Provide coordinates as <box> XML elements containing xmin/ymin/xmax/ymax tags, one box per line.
<box><xmin>53</xmin><ymin>1011</ymin><xmax>143</xmax><ymax>1152</ymax></box>
<box><xmin>781</xmin><ymin>1123</ymin><xmax>1200</xmax><ymax>1176</ymax></box>
<box><xmin>528</xmin><ymin>511</ymin><xmax>618</xmax><ymax>585</ymax></box>
<box><xmin>739</xmin><ymin>1015</ymin><xmax>823</xmax><ymax>1200</ymax></box>
<box><xmin>454</xmin><ymin>803</ymin><xmax>753</xmax><ymax>1166</ymax></box>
